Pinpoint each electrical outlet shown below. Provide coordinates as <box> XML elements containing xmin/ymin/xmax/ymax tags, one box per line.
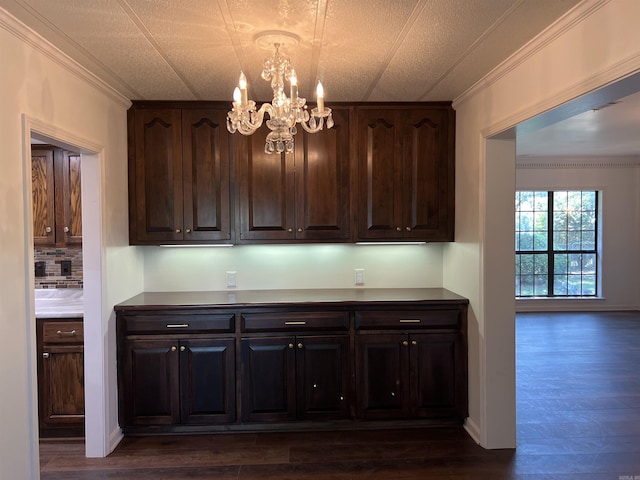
<box><xmin>226</xmin><ymin>271</ymin><xmax>237</xmax><ymax>288</ymax></box>
<box><xmin>354</xmin><ymin>268</ymin><xmax>365</xmax><ymax>286</ymax></box>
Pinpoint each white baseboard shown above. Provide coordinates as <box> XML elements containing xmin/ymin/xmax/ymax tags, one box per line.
<box><xmin>109</xmin><ymin>426</ymin><xmax>124</xmax><ymax>454</ymax></box>
<box><xmin>463</xmin><ymin>417</ymin><xmax>481</xmax><ymax>445</ymax></box>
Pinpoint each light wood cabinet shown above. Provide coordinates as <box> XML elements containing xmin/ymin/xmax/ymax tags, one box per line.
<box><xmin>128</xmin><ymin>105</ymin><xmax>232</xmax><ymax>244</ymax></box>
<box><xmin>37</xmin><ymin>318</ymin><xmax>84</xmax><ymax>437</ymax></box>
<box><xmin>32</xmin><ymin>146</ymin><xmax>82</xmax><ymax>246</ymax></box>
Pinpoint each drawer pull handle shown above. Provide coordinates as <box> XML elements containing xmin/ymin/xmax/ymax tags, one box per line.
<box><xmin>56</xmin><ymin>329</ymin><xmax>77</xmax><ymax>336</ymax></box>
<box><xmin>399</xmin><ymin>319</ymin><xmax>421</xmax><ymax>323</ymax></box>
<box><xmin>284</xmin><ymin>321</ymin><xmax>306</xmax><ymax>325</ymax></box>
<box><xmin>43</xmin><ymin>352</ymin><xmax>49</xmax><ymax>359</ymax></box>
<box><xmin>166</xmin><ymin>324</ymin><xmax>189</xmax><ymax>328</ymax></box>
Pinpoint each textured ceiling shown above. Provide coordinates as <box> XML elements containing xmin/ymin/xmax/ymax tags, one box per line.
<box><xmin>1</xmin><ymin>0</ymin><xmax>581</xmax><ymax>102</ymax></box>
<box><xmin>5</xmin><ymin>0</ymin><xmax>639</xmax><ymax>158</ymax></box>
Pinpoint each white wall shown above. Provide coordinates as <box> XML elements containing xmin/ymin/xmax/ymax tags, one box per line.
<box><xmin>0</xmin><ymin>8</ymin><xmax>141</xmax><ymax>479</ymax></box>
<box><xmin>516</xmin><ymin>157</ymin><xmax>640</xmax><ymax>311</ymax></box>
<box><xmin>143</xmin><ymin>243</ymin><xmax>443</xmax><ymax>291</ymax></box>
<box><xmin>446</xmin><ymin>0</ymin><xmax>640</xmax><ymax>449</ymax></box>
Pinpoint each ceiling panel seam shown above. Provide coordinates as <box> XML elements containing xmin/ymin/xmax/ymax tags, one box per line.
<box><xmin>360</xmin><ymin>0</ymin><xmax>428</xmax><ymax>102</ymax></box>
<box><xmin>217</xmin><ymin>0</ymin><xmax>248</xmax><ymax>88</ymax></box>
<box><xmin>307</xmin><ymin>0</ymin><xmax>329</xmax><ymax>89</ymax></box>
<box><xmin>418</xmin><ymin>0</ymin><xmax>525</xmax><ymax>100</ymax></box>
<box><xmin>117</xmin><ymin>0</ymin><xmax>200</xmax><ymax>100</ymax></box>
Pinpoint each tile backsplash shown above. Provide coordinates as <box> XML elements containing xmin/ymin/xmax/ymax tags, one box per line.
<box><xmin>34</xmin><ymin>247</ymin><xmax>83</xmax><ymax>289</ymax></box>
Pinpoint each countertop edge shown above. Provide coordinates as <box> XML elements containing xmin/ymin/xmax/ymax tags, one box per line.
<box><xmin>114</xmin><ymin>288</ymin><xmax>469</xmax><ymax>311</ymax></box>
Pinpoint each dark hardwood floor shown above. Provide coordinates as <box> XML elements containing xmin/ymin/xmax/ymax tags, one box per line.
<box><xmin>40</xmin><ymin>311</ymin><xmax>640</xmax><ymax>479</ymax></box>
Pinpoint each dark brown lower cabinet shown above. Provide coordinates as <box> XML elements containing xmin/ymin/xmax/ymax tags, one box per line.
<box><xmin>115</xmin><ymin>293</ymin><xmax>468</xmax><ymax>434</ymax></box>
<box><xmin>241</xmin><ymin>335</ymin><xmax>350</xmax><ymax>422</ymax></box>
<box><xmin>356</xmin><ymin>332</ymin><xmax>465</xmax><ymax>420</ymax></box>
<box><xmin>37</xmin><ymin>318</ymin><xmax>85</xmax><ymax>437</ymax></box>
<box><xmin>120</xmin><ymin>337</ymin><xmax>235</xmax><ymax>426</ymax></box>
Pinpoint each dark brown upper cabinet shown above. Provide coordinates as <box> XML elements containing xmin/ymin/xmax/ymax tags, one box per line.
<box><xmin>235</xmin><ymin>107</ymin><xmax>351</xmax><ymax>243</ymax></box>
<box><xmin>356</xmin><ymin>105</ymin><xmax>455</xmax><ymax>242</ymax></box>
<box><xmin>32</xmin><ymin>146</ymin><xmax>82</xmax><ymax>247</ymax></box>
<box><xmin>128</xmin><ymin>105</ymin><xmax>232</xmax><ymax>245</ymax></box>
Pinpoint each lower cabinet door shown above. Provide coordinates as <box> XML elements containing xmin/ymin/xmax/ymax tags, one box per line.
<box><xmin>180</xmin><ymin>338</ymin><xmax>236</xmax><ymax>424</ymax></box>
<box><xmin>356</xmin><ymin>334</ymin><xmax>410</xmax><ymax>419</ymax></box>
<box><xmin>241</xmin><ymin>337</ymin><xmax>296</xmax><ymax>422</ymax></box>
<box><xmin>39</xmin><ymin>345</ymin><xmax>85</xmax><ymax>429</ymax></box>
<box><xmin>409</xmin><ymin>333</ymin><xmax>464</xmax><ymax>418</ymax></box>
<box><xmin>122</xmin><ymin>339</ymin><xmax>180</xmax><ymax>426</ymax></box>
<box><xmin>296</xmin><ymin>335</ymin><xmax>350</xmax><ymax>420</ymax></box>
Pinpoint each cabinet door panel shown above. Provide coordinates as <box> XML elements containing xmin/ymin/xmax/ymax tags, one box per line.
<box><xmin>296</xmin><ymin>108</ymin><xmax>351</xmax><ymax>240</ymax></box>
<box><xmin>241</xmin><ymin>337</ymin><xmax>296</xmax><ymax>421</ymax></box>
<box><xmin>182</xmin><ymin>109</ymin><xmax>231</xmax><ymax>241</ymax></box>
<box><xmin>356</xmin><ymin>334</ymin><xmax>409</xmax><ymax>419</ymax></box>
<box><xmin>180</xmin><ymin>338</ymin><xmax>236</xmax><ymax>424</ymax></box>
<box><xmin>40</xmin><ymin>345</ymin><xmax>84</xmax><ymax>425</ymax></box>
<box><xmin>357</xmin><ymin>110</ymin><xmax>403</xmax><ymax>239</ymax></box>
<box><xmin>403</xmin><ymin>109</ymin><xmax>454</xmax><ymax>240</ymax></box>
<box><xmin>32</xmin><ymin>148</ymin><xmax>56</xmax><ymax>246</ymax></box>
<box><xmin>131</xmin><ymin>108</ymin><xmax>183</xmax><ymax>243</ymax></box>
<box><xmin>123</xmin><ymin>339</ymin><xmax>180</xmax><ymax>425</ymax></box>
<box><xmin>57</xmin><ymin>150</ymin><xmax>83</xmax><ymax>245</ymax></box>
<box><xmin>297</xmin><ymin>335</ymin><xmax>350</xmax><ymax>419</ymax></box>
<box><xmin>237</xmin><ymin>127</ymin><xmax>296</xmax><ymax>241</ymax></box>
<box><xmin>410</xmin><ymin>333</ymin><xmax>461</xmax><ymax>418</ymax></box>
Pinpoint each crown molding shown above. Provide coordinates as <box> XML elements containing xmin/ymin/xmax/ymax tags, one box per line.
<box><xmin>453</xmin><ymin>0</ymin><xmax>611</xmax><ymax>110</ymax></box>
<box><xmin>0</xmin><ymin>7</ymin><xmax>131</xmax><ymax>109</ymax></box>
<box><xmin>516</xmin><ymin>156</ymin><xmax>640</xmax><ymax>169</ymax></box>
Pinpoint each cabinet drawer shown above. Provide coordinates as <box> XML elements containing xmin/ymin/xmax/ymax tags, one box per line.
<box><xmin>242</xmin><ymin>311</ymin><xmax>349</xmax><ymax>333</ymax></box>
<box><xmin>42</xmin><ymin>321</ymin><xmax>84</xmax><ymax>344</ymax></box>
<box><xmin>355</xmin><ymin>310</ymin><xmax>461</xmax><ymax>330</ymax></box>
<box><xmin>122</xmin><ymin>314</ymin><xmax>235</xmax><ymax>334</ymax></box>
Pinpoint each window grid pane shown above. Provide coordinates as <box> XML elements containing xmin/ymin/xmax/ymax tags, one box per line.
<box><xmin>516</xmin><ymin>190</ymin><xmax>598</xmax><ymax>298</ymax></box>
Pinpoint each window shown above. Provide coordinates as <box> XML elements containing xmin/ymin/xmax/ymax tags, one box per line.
<box><xmin>515</xmin><ymin>191</ymin><xmax>598</xmax><ymax>297</ymax></box>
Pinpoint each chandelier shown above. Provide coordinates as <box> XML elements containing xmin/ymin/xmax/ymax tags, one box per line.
<box><xmin>226</xmin><ymin>32</ymin><xmax>333</xmax><ymax>154</ymax></box>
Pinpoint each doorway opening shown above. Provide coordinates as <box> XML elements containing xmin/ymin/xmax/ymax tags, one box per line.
<box><xmin>23</xmin><ymin>117</ymin><xmax>106</xmax><ymax>460</ymax></box>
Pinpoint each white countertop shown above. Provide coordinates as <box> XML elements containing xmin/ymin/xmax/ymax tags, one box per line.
<box><xmin>35</xmin><ymin>289</ymin><xmax>83</xmax><ymax>318</ymax></box>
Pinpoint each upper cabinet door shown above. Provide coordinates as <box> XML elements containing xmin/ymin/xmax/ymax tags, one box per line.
<box><xmin>129</xmin><ymin>108</ymin><xmax>184</xmax><ymax>244</ymax></box>
<box><xmin>236</xmin><ymin>125</ymin><xmax>296</xmax><ymax>242</ymax></box>
<box><xmin>402</xmin><ymin>108</ymin><xmax>455</xmax><ymax>241</ymax></box>
<box><xmin>356</xmin><ymin>105</ymin><xmax>455</xmax><ymax>242</ymax></box>
<box><xmin>32</xmin><ymin>148</ymin><xmax>56</xmax><ymax>246</ymax></box>
<box><xmin>295</xmin><ymin>107</ymin><xmax>351</xmax><ymax>241</ymax></box>
<box><xmin>182</xmin><ymin>109</ymin><xmax>232</xmax><ymax>242</ymax></box>
<box><xmin>57</xmin><ymin>150</ymin><xmax>83</xmax><ymax>245</ymax></box>
<box><xmin>356</xmin><ymin>108</ymin><xmax>403</xmax><ymax>239</ymax></box>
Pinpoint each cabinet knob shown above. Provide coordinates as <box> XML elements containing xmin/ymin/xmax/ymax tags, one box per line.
<box><xmin>171</xmin><ymin>346</ymin><xmax>177</xmax><ymax>352</ymax></box>
<box><xmin>297</xmin><ymin>228</ymin><xmax>303</xmax><ymax>233</ymax></box>
<box><xmin>45</xmin><ymin>226</ymin><xmax>52</xmax><ymax>233</ymax></box>
<box><xmin>180</xmin><ymin>345</ymin><xmax>186</xmax><ymax>352</ymax></box>
<box><xmin>411</xmin><ymin>340</ymin><xmax>417</xmax><ymax>346</ymax></box>
<box><xmin>42</xmin><ymin>352</ymin><xmax>49</xmax><ymax>359</ymax></box>
<box><xmin>405</xmin><ymin>226</ymin><xmax>412</xmax><ymax>232</ymax></box>
<box><xmin>396</xmin><ymin>226</ymin><xmax>401</xmax><ymax>232</ymax></box>
<box><xmin>63</xmin><ymin>226</ymin><xmax>70</xmax><ymax>233</ymax></box>
<box><xmin>288</xmin><ymin>343</ymin><xmax>294</xmax><ymax>349</ymax></box>
<box><xmin>297</xmin><ymin>342</ymin><xmax>303</xmax><ymax>349</ymax></box>
<box><xmin>185</xmin><ymin>228</ymin><xmax>191</xmax><ymax>233</ymax></box>
<box><xmin>175</xmin><ymin>228</ymin><xmax>182</xmax><ymax>234</ymax></box>
<box><xmin>287</xmin><ymin>228</ymin><xmax>293</xmax><ymax>233</ymax></box>
<box><xmin>402</xmin><ymin>340</ymin><xmax>409</xmax><ymax>347</ymax></box>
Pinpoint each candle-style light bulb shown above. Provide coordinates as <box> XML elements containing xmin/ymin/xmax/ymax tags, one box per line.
<box><xmin>233</xmin><ymin>87</ymin><xmax>241</xmax><ymax>104</ymax></box>
<box><xmin>316</xmin><ymin>81</ymin><xmax>325</xmax><ymax>113</ymax></box>
<box><xmin>238</xmin><ymin>72</ymin><xmax>248</xmax><ymax>105</ymax></box>
<box><xmin>290</xmin><ymin>70</ymin><xmax>298</xmax><ymax>104</ymax></box>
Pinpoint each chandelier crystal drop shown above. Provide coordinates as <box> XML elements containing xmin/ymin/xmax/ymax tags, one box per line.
<box><xmin>226</xmin><ymin>41</ymin><xmax>333</xmax><ymax>154</ymax></box>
